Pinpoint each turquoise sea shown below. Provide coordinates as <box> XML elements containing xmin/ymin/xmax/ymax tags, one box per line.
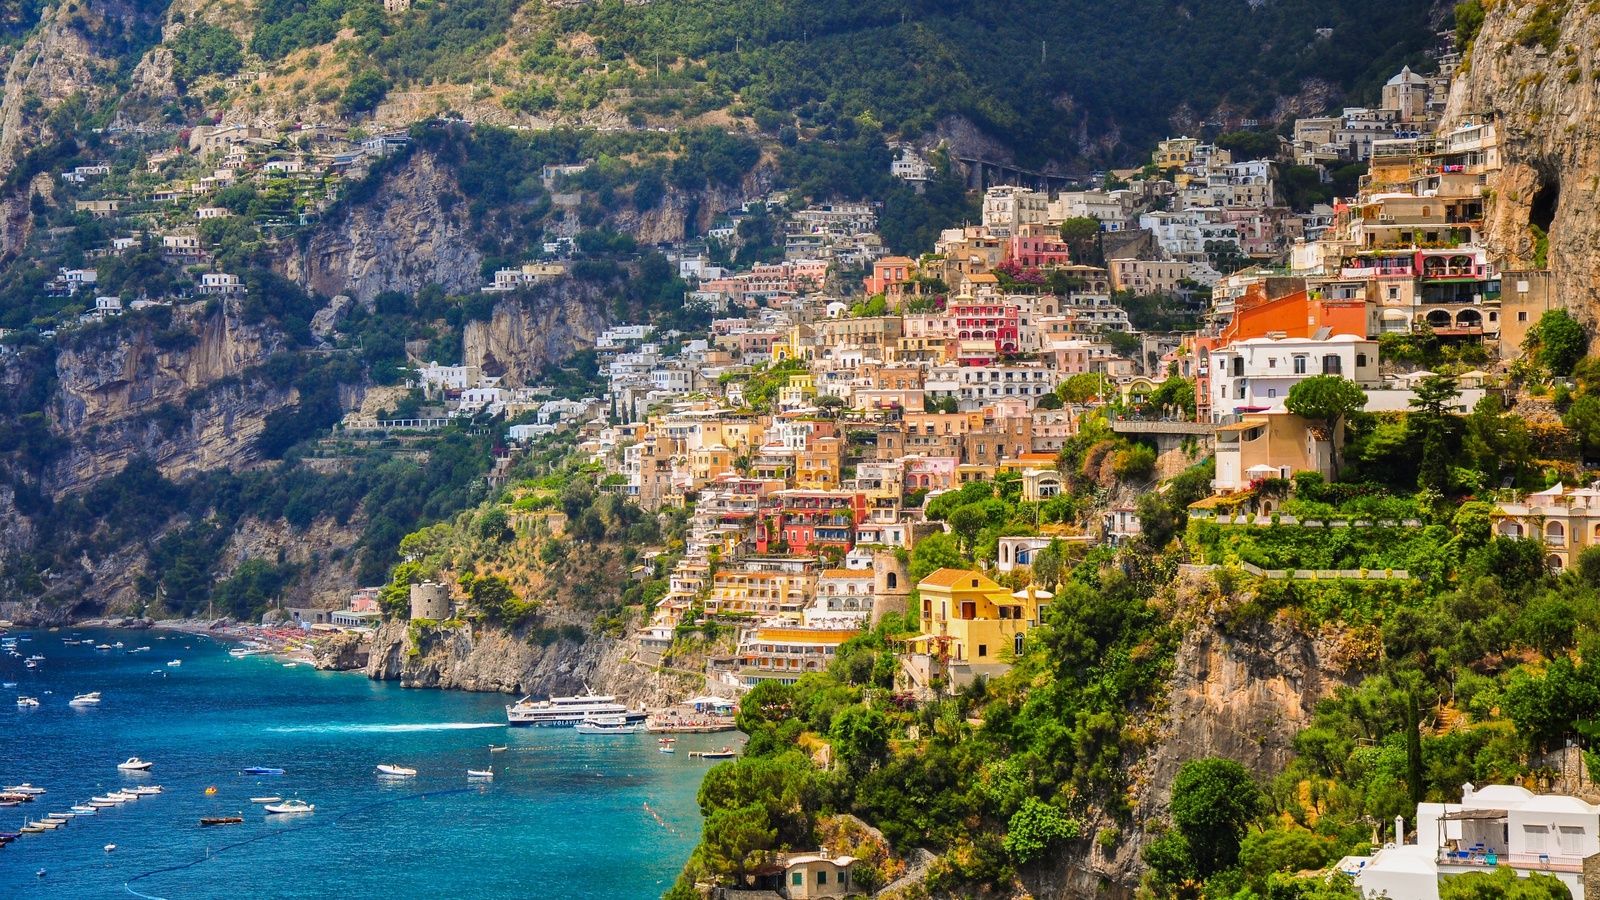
<box><xmin>0</xmin><ymin>627</ymin><xmax>715</xmax><ymax>898</ymax></box>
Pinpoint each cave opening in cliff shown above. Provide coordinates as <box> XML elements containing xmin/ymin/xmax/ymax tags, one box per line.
<box><xmin>1530</xmin><ymin>177</ymin><xmax>1560</xmax><ymax>234</ymax></box>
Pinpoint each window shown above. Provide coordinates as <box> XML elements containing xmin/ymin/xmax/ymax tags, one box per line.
<box><xmin>1356</xmin><ymin>354</ymin><xmax>1368</xmax><ymax>367</ymax></box>
<box><xmin>1559</xmin><ymin>826</ymin><xmax>1585</xmax><ymax>855</ymax></box>
<box><xmin>793</xmin><ymin>873</ymin><xmax>805</xmax><ymax>887</ymax></box>
<box><xmin>1525</xmin><ymin>824</ymin><xmax>1549</xmax><ymax>853</ymax></box>
<box><xmin>1268</xmin><ymin>358</ymin><xmax>1277</xmax><ymax>369</ymax></box>
<box><xmin>1015</xmin><ymin>633</ymin><xmax>1025</xmax><ymax>655</ymax></box>
<box><xmin>1519</xmin><ymin>311</ymin><xmax>1529</xmax><ymax>322</ymax></box>
<box><xmin>978</xmin><ymin>644</ymin><xmax>988</xmax><ymax>657</ymax></box>
<box><xmin>817</xmin><ymin>871</ymin><xmax>828</xmax><ymax>886</ymax></box>
<box><xmin>1293</xmin><ymin>356</ymin><xmax>1307</xmax><ymax>374</ymax></box>
<box><xmin>1322</xmin><ymin>355</ymin><xmax>1342</xmax><ymax>375</ymax></box>
<box><xmin>1268</xmin><ymin>389</ymin><xmax>1277</xmax><ymax>398</ymax></box>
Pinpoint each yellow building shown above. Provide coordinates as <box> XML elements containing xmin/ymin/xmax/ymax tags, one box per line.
<box><xmin>795</xmin><ymin>436</ymin><xmax>843</xmax><ymax>489</ymax></box>
<box><xmin>914</xmin><ymin>568</ymin><xmax>1044</xmax><ymax>668</ymax></box>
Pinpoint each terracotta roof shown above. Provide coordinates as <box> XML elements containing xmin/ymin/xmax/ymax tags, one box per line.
<box><xmin>917</xmin><ymin>567</ymin><xmax>993</xmax><ymax>588</ymax></box>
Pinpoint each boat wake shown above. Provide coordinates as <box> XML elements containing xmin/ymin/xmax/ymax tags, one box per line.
<box><xmin>265</xmin><ymin>722</ymin><xmax>504</xmax><ymax>734</ymax></box>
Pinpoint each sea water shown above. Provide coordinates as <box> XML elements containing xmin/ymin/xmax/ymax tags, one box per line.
<box><xmin>0</xmin><ymin>628</ymin><xmax>713</xmax><ymax>898</ymax></box>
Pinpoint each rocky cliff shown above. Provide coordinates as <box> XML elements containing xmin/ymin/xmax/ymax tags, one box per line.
<box><xmin>47</xmin><ymin>300</ymin><xmax>293</xmax><ymax>494</ymax></box>
<box><xmin>1024</xmin><ymin>575</ymin><xmax>1364</xmax><ymax>898</ymax></box>
<box><xmin>330</xmin><ymin>620</ymin><xmax>696</xmax><ymax>707</ymax></box>
<box><xmin>462</xmin><ymin>285</ymin><xmax>617</xmax><ymax>384</ymax></box>
<box><xmin>1446</xmin><ymin>2</ymin><xmax>1600</xmax><ymax>330</ymax></box>
<box><xmin>284</xmin><ymin>152</ymin><xmax>487</xmax><ymax>302</ymax></box>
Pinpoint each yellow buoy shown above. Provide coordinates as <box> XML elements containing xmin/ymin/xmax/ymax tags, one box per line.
<box><xmin>205</xmin><ymin>787</ymin><xmax>217</xmax><ymax>795</ymax></box>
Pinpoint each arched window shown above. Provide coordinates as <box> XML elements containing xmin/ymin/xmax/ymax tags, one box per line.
<box><xmin>1547</xmin><ymin>521</ymin><xmax>1567</xmax><ymax>545</ymax></box>
<box><xmin>1548</xmin><ymin>554</ymin><xmax>1565</xmax><ymax>572</ymax></box>
<box><xmin>886</xmin><ymin>572</ymin><xmax>897</xmax><ymax>590</ymax></box>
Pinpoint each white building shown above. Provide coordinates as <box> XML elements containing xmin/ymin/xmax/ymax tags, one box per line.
<box><xmin>1207</xmin><ymin>334</ymin><xmax>1380</xmax><ymax>422</ymax></box>
<box><xmin>1347</xmin><ymin>784</ymin><xmax>1600</xmax><ymax>900</ymax></box>
<box><xmin>890</xmin><ymin>146</ymin><xmax>933</xmax><ymax>183</ymax></box>
<box><xmin>418</xmin><ymin>362</ymin><xmax>482</xmax><ymax>393</ymax></box>
<box><xmin>981</xmin><ymin>186</ymin><xmax>1050</xmax><ymax>238</ymax></box>
<box><xmin>197</xmin><ymin>273</ymin><xmax>243</xmax><ymax>296</ymax></box>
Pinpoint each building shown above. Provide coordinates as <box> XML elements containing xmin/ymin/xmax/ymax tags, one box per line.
<box><xmin>1492</xmin><ymin>483</ymin><xmax>1600</xmax><ymax>572</ymax></box>
<box><xmin>1346</xmin><ymin>784</ymin><xmax>1600</xmax><ymax>900</ymax></box>
<box><xmin>981</xmin><ymin>186</ymin><xmax>1050</xmax><ymax>237</ymax></box>
<box><xmin>733</xmin><ymin>625</ymin><xmax>860</xmax><ymax>685</ymax></box>
<box><xmin>1207</xmin><ymin>334</ymin><xmax>1380</xmax><ymax>422</ymax></box>
<box><xmin>198</xmin><ymin>273</ymin><xmax>244</xmax><ymax>296</ymax></box>
<box><xmin>409</xmin><ymin>582</ymin><xmax>450</xmax><ymax>620</ymax></box>
<box><xmin>1211</xmin><ymin>413</ymin><xmax>1337</xmax><ymax>494</ymax></box>
<box><xmin>912</xmin><ymin>568</ymin><xmax>1045</xmax><ymax>673</ymax></box>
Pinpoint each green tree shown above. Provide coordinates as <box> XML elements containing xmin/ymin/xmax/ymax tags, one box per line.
<box><xmin>1439</xmin><ymin>867</ymin><xmax>1571</xmax><ymax>900</ymax></box>
<box><xmin>700</xmin><ymin>803</ymin><xmax>778</xmax><ymax>881</ymax></box>
<box><xmin>1285</xmin><ymin>375</ymin><xmax>1367</xmax><ymax>475</ymax></box>
<box><xmin>1525</xmin><ymin>309</ymin><xmax>1585</xmax><ymax>376</ymax></box>
<box><xmin>1003</xmin><ymin>797</ymin><xmax>1079</xmax><ymax>864</ymax></box>
<box><xmin>829</xmin><ymin>706</ymin><xmax>890</xmax><ymax>776</ymax></box>
<box><xmin>340</xmin><ymin>71</ymin><xmax>391</xmax><ymax>116</ymax></box>
<box><xmin>1057</xmin><ymin>373</ymin><xmax>1105</xmax><ymax>404</ymax></box>
<box><xmin>909</xmin><ymin>532</ymin><xmax>967</xmax><ymax>582</ymax></box>
<box><xmin>1169</xmin><ymin>757</ymin><xmax>1263</xmax><ymax>876</ymax></box>
<box><xmin>1059</xmin><ymin>217</ymin><xmax>1102</xmax><ymax>266</ymax></box>
<box><xmin>1031</xmin><ymin>539</ymin><xmax>1066</xmax><ymax>589</ymax></box>
<box><xmin>1409</xmin><ymin>374</ymin><xmax>1461</xmax><ymax>493</ymax></box>
<box><xmin>949</xmin><ymin>503</ymin><xmax>988</xmax><ymax>552</ymax></box>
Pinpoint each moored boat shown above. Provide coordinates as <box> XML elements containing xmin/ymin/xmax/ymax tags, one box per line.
<box><xmin>5</xmin><ymin>784</ymin><xmax>46</xmax><ymax>795</ymax></box>
<box><xmin>199</xmin><ymin>817</ymin><xmax>243</xmax><ymax>827</ymax></box>
<box><xmin>132</xmin><ymin>785</ymin><xmax>163</xmax><ymax>795</ymax></box>
<box><xmin>260</xmin><ymin>797</ymin><xmax>310</xmax><ymax>813</ymax></box>
<box><xmin>467</xmin><ymin>768</ymin><xmax>494</xmax><ymax>779</ymax></box>
<box><xmin>574</xmin><ymin>714</ymin><xmax>640</xmax><ymax>735</ymax></box>
<box><xmin>241</xmin><ymin>766</ymin><xmax>284</xmax><ymax>776</ymax></box>
<box><xmin>117</xmin><ymin>757</ymin><xmax>153</xmax><ymax>771</ymax></box>
<box><xmin>16</xmin><ymin>696</ymin><xmax>38</xmax><ymax>707</ymax></box>
<box><xmin>69</xmin><ymin>692</ymin><xmax>102</xmax><ymax>706</ymax></box>
<box><xmin>506</xmin><ymin>688</ymin><xmax>647</xmax><ymax>728</ymax></box>
<box><xmin>375</xmin><ymin>764</ymin><xmax>417</xmax><ymax>777</ymax></box>
<box><xmin>250</xmin><ymin>796</ymin><xmax>282</xmax><ymax>804</ymax></box>
<box><xmin>70</xmin><ymin>805</ymin><xmax>96</xmax><ymax>815</ymax></box>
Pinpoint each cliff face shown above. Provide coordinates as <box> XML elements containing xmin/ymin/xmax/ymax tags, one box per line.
<box><xmin>283</xmin><ymin>152</ymin><xmax>486</xmax><ymax>302</ymax></box>
<box><xmin>46</xmin><ymin>300</ymin><xmax>290</xmax><ymax>494</ymax></box>
<box><xmin>462</xmin><ymin>284</ymin><xmax>616</xmax><ymax>384</ymax></box>
<box><xmin>1446</xmin><ymin>4</ymin><xmax>1600</xmax><ymax>329</ymax></box>
<box><xmin>1026</xmin><ymin>578</ymin><xmax>1362</xmax><ymax>898</ymax></box>
<box><xmin>351</xmin><ymin>620</ymin><xmax>692</xmax><ymax>707</ymax></box>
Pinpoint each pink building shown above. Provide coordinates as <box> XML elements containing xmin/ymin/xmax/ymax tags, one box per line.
<box><xmin>1008</xmin><ymin>234</ymin><xmax>1073</xmax><ymax>268</ymax></box>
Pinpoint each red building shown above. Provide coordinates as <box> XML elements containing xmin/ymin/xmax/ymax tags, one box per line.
<box><xmin>758</xmin><ymin>490</ymin><xmax>867</xmax><ymax>554</ymax></box>
<box><xmin>946</xmin><ymin>301</ymin><xmax>1020</xmax><ymax>353</ymax></box>
<box><xmin>1007</xmin><ymin>234</ymin><xmax>1073</xmax><ymax>268</ymax></box>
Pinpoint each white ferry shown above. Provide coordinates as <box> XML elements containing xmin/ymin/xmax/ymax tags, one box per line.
<box><xmin>505</xmin><ymin>690</ymin><xmax>646</xmax><ymax>728</ymax></box>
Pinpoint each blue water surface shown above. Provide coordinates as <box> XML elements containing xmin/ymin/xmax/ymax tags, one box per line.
<box><xmin>0</xmin><ymin>628</ymin><xmax>713</xmax><ymax>898</ymax></box>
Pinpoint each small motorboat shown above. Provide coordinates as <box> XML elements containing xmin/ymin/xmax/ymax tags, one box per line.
<box><xmin>697</xmin><ymin>747</ymin><xmax>737</xmax><ymax>760</ymax></box>
<box><xmin>132</xmin><ymin>785</ymin><xmax>163</xmax><ymax>795</ymax></box>
<box><xmin>70</xmin><ymin>692</ymin><xmax>102</xmax><ymax>706</ymax></box>
<box><xmin>241</xmin><ymin>766</ymin><xmax>285</xmax><ymax>776</ymax></box>
<box><xmin>467</xmin><ymin>768</ymin><xmax>494</xmax><ymax>779</ymax></box>
<box><xmin>29</xmin><ymin>819</ymin><xmax>61</xmax><ymax>830</ymax></box>
<box><xmin>109</xmin><ymin>791</ymin><xmax>139</xmax><ymax>801</ymax></box>
<box><xmin>24</xmin><ymin>660</ymin><xmax>36</xmax><ymax>669</ymax></box>
<box><xmin>282</xmin><ymin>663</ymin><xmax>298</xmax><ymax>668</ymax></box>
<box><xmin>5</xmin><ymin>784</ymin><xmax>46</xmax><ymax>795</ymax></box>
<box><xmin>660</xmin><ymin>744</ymin><xmax>676</xmax><ymax>753</ymax></box>
<box><xmin>264</xmin><ymin>799</ymin><xmax>314</xmax><ymax>814</ymax></box>
<box><xmin>87</xmin><ymin>799</ymin><xmax>117</xmax><ymax>808</ymax></box>
<box><xmin>574</xmin><ymin>714</ymin><xmax>641</xmax><ymax>735</ymax></box>
<box><xmin>1</xmin><ymin>682</ymin><xmax>15</xmax><ymax>688</ymax></box>
<box><xmin>70</xmin><ymin>805</ymin><xmax>97</xmax><ymax>815</ymax></box>
<box><xmin>27</xmin><ymin>654</ymin><xmax>44</xmax><ymax>661</ymax></box>
<box><xmin>16</xmin><ymin>696</ymin><xmax>38</xmax><ymax>707</ymax></box>
<box><xmin>112</xmin><ymin>642</ymin><xmax>124</xmax><ymax>649</ymax></box>
<box><xmin>46</xmin><ymin>812</ymin><xmax>73</xmax><ymax>820</ymax></box>
<box><xmin>117</xmin><ymin>757</ymin><xmax>153</xmax><ymax>771</ymax></box>
<box><xmin>19</xmin><ymin>823</ymin><xmax>45</xmax><ymax>834</ymax></box>
<box><xmin>105</xmin><ymin>844</ymin><xmax>116</xmax><ymax>852</ymax></box>
<box><xmin>488</xmin><ymin>745</ymin><xmax>508</xmax><ymax>753</ymax></box>
<box><xmin>199</xmin><ymin>817</ymin><xmax>243</xmax><ymax>827</ymax></box>
<box><xmin>166</xmin><ymin>660</ymin><xmax>182</xmax><ymax>667</ymax></box>
<box><xmin>94</xmin><ymin>644</ymin><xmax>111</xmax><ymax>651</ymax></box>
<box><xmin>375</xmin><ymin>765</ymin><xmax>417</xmax><ymax>777</ymax></box>
<box><xmin>250</xmin><ymin>796</ymin><xmax>282</xmax><ymax>804</ymax></box>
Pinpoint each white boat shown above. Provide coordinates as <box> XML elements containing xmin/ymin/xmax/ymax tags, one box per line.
<box><xmin>166</xmin><ymin>660</ymin><xmax>182</xmax><ymax>667</ymax></box>
<box><xmin>467</xmin><ymin>768</ymin><xmax>494</xmax><ymax>779</ymax></box>
<box><xmin>71</xmin><ymin>805</ymin><xmax>97</xmax><ymax>815</ymax></box>
<box><xmin>29</xmin><ymin>819</ymin><xmax>61</xmax><ymax>830</ymax></box>
<box><xmin>112</xmin><ymin>642</ymin><xmax>123</xmax><ymax>648</ymax></box>
<box><xmin>117</xmin><ymin>757</ymin><xmax>153</xmax><ymax>771</ymax></box>
<box><xmin>95</xmin><ymin>644</ymin><xmax>111</xmax><ymax>650</ymax></box>
<box><xmin>70</xmin><ymin>692</ymin><xmax>102</xmax><ymax>706</ymax></box>
<box><xmin>16</xmin><ymin>696</ymin><xmax>39</xmax><ymax>707</ymax></box>
<box><xmin>109</xmin><ymin>791</ymin><xmax>139</xmax><ymax>801</ymax></box>
<box><xmin>132</xmin><ymin>785</ymin><xmax>162</xmax><ymax>795</ymax></box>
<box><xmin>250</xmin><ymin>796</ymin><xmax>283</xmax><ymax>804</ymax></box>
<box><xmin>376</xmin><ymin>764</ymin><xmax>417</xmax><ymax>777</ymax></box>
<box><xmin>506</xmin><ymin>688</ymin><xmax>647</xmax><ymax>728</ymax></box>
<box><xmin>5</xmin><ymin>783</ymin><xmax>45</xmax><ymax>795</ymax></box>
<box><xmin>88</xmin><ymin>799</ymin><xmax>117</xmax><ymax>808</ymax></box>
<box><xmin>264</xmin><ymin>799</ymin><xmax>314</xmax><ymax>814</ymax></box>
<box><xmin>24</xmin><ymin>659</ymin><xmax>36</xmax><ymax>668</ymax></box>
<box><xmin>27</xmin><ymin>654</ymin><xmax>44</xmax><ymax>661</ymax></box>
<box><xmin>47</xmin><ymin>811</ymin><xmax>74</xmax><ymax>819</ymax></box>
<box><xmin>574</xmin><ymin>714</ymin><xmax>641</xmax><ymax>735</ymax></box>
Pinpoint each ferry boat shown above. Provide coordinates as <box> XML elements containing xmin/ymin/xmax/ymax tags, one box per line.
<box><xmin>505</xmin><ymin>690</ymin><xmax>647</xmax><ymax>728</ymax></box>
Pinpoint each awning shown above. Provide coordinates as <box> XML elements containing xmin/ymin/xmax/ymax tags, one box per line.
<box><xmin>1442</xmin><ymin>808</ymin><xmax>1508</xmax><ymax>821</ymax></box>
<box><xmin>1382</xmin><ymin>309</ymin><xmax>1410</xmax><ymax>320</ymax></box>
<box><xmin>1246</xmin><ymin>464</ymin><xmax>1279</xmax><ymax>475</ymax></box>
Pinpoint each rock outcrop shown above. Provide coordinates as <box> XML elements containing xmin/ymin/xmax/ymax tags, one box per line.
<box><xmin>1446</xmin><ymin>3</ymin><xmax>1600</xmax><ymax>331</ymax></box>
<box><xmin>354</xmin><ymin>620</ymin><xmax>691</xmax><ymax>706</ymax></box>
<box><xmin>462</xmin><ymin>285</ymin><xmax>617</xmax><ymax>385</ymax></box>
<box><xmin>284</xmin><ymin>152</ymin><xmax>487</xmax><ymax>302</ymax></box>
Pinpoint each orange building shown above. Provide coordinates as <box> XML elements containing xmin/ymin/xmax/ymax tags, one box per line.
<box><xmin>864</xmin><ymin>256</ymin><xmax>916</xmax><ymax>300</ymax></box>
<box><xmin>1221</xmin><ymin>280</ymin><xmax>1371</xmax><ymax>344</ymax></box>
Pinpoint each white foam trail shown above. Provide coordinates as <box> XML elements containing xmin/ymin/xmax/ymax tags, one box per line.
<box><xmin>267</xmin><ymin>722</ymin><xmax>505</xmax><ymax>734</ymax></box>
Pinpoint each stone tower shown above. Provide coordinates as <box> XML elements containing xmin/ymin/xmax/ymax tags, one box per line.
<box><xmin>870</xmin><ymin>548</ymin><xmax>910</xmax><ymax>626</ymax></box>
<box><xmin>409</xmin><ymin>581</ymin><xmax>450</xmax><ymax>621</ymax></box>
